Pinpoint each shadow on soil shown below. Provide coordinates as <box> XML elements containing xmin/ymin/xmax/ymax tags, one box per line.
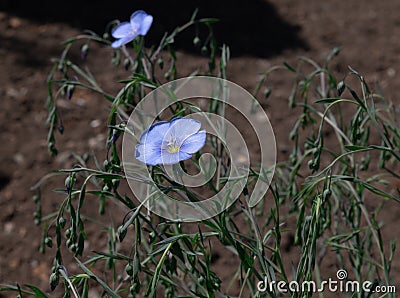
<box><xmin>1</xmin><ymin>0</ymin><xmax>308</xmax><ymax>57</ymax></box>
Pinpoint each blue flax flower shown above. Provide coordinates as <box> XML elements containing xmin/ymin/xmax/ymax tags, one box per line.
<box><xmin>136</xmin><ymin>118</ymin><xmax>206</xmax><ymax>166</ymax></box>
<box><xmin>111</xmin><ymin>10</ymin><xmax>153</xmax><ymax>48</ymax></box>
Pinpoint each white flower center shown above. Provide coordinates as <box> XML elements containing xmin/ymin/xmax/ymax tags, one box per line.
<box><xmin>165</xmin><ymin>136</ymin><xmax>180</xmax><ymax>153</ymax></box>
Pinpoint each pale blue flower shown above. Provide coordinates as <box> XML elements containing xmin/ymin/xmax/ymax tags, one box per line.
<box><xmin>111</xmin><ymin>10</ymin><xmax>153</xmax><ymax>48</ymax></box>
<box><xmin>136</xmin><ymin>118</ymin><xmax>206</xmax><ymax>166</ymax></box>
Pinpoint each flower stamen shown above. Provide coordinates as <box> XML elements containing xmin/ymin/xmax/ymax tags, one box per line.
<box><xmin>166</xmin><ymin>136</ymin><xmax>180</xmax><ymax>153</ymax></box>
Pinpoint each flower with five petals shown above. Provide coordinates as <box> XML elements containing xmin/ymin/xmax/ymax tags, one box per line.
<box><xmin>135</xmin><ymin>118</ymin><xmax>206</xmax><ymax>166</ymax></box>
<box><xmin>111</xmin><ymin>10</ymin><xmax>153</xmax><ymax>48</ymax></box>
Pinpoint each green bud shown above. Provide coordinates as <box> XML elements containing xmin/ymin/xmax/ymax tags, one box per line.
<box><xmin>65</xmin><ymin>228</ymin><xmax>71</xmax><ymax>239</ymax></box>
<box><xmin>198</xmin><ymin>276</ymin><xmax>205</xmax><ymax>284</ymax></box>
<box><xmin>125</xmin><ymin>263</ymin><xmax>134</xmax><ymax>276</ymax></box>
<box><xmin>48</xmin><ymin>142</ymin><xmax>58</xmax><ymax>156</ymax></box>
<box><xmin>193</xmin><ymin>36</ymin><xmax>201</xmax><ymax>46</ymax></box>
<box><xmin>70</xmin><ymin>243</ymin><xmax>77</xmax><ymax>253</ymax></box>
<box><xmin>323</xmin><ymin>189</ymin><xmax>332</xmax><ymax>200</ymax></box>
<box><xmin>66</xmin><ymin>84</ymin><xmax>75</xmax><ymax>100</ymax></box>
<box><xmin>337</xmin><ymin>81</ymin><xmax>346</xmax><ymax>96</ymax></box>
<box><xmin>129</xmin><ymin>285</ymin><xmax>136</xmax><ymax>295</ymax></box>
<box><xmin>81</xmin><ymin>43</ymin><xmax>89</xmax><ymax>60</ymax></box>
<box><xmin>308</xmin><ymin>159</ymin><xmax>314</xmax><ymax>169</ymax></box>
<box><xmin>103</xmin><ymin>160</ymin><xmax>110</xmax><ymax>170</ymax></box>
<box><xmin>264</xmin><ymin>88</ymin><xmax>271</xmax><ymax>99</ymax></box>
<box><xmin>58</xmin><ymin>217</ymin><xmax>66</xmax><ymax>228</ymax></box>
<box><xmin>58</xmin><ymin>125</ymin><xmax>64</xmax><ymax>134</ymax></box>
<box><xmin>32</xmin><ymin>195</ymin><xmax>40</xmax><ymax>203</ymax></box>
<box><xmin>132</xmin><ymin>279</ymin><xmax>141</xmax><ymax>294</ymax></box>
<box><xmin>65</xmin><ymin>175</ymin><xmax>75</xmax><ymax>193</ymax></box>
<box><xmin>118</xmin><ymin>225</ymin><xmax>127</xmax><ymax>242</ymax></box>
<box><xmin>45</xmin><ymin>237</ymin><xmax>53</xmax><ymax>248</ymax></box>
<box><xmin>50</xmin><ymin>272</ymin><xmax>59</xmax><ymax>291</ymax></box>
<box><xmin>112</xmin><ymin>179</ymin><xmax>120</xmax><ymax>188</ymax></box>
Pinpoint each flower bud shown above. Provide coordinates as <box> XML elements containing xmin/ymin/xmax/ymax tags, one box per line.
<box><xmin>58</xmin><ymin>217</ymin><xmax>66</xmax><ymax>228</ymax></box>
<box><xmin>65</xmin><ymin>228</ymin><xmax>72</xmax><ymax>239</ymax></box>
<box><xmin>45</xmin><ymin>237</ymin><xmax>53</xmax><ymax>248</ymax></box>
<box><xmin>81</xmin><ymin>44</ymin><xmax>89</xmax><ymax>60</ymax></box>
<box><xmin>65</xmin><ymin>175</ymin><xmax>76</xmax><ymax>194</ymax></box>
<box><xmin>66</xmin><ymin>84</ymin><xmax>74</xmax><ymax>100</ymax></box>
<box><xmin>103</xmin><ymin>160</ymin><xmax>110</xmax><ymax>170</ymax></box>
<box><xmin>112</xmin><ymin>179</ymin><xmax>120</xmax><ymax>188</ymax></box>
<box><xmin>111</xmin><ymin>130</ymin><xmax>120</xmax><ymax>143</ymax></box>
<box><xmin>32</xmin><ymin>195</ymin><xmax>40</xmax><ymax>203</ymax></box>
<box><xmin>50</xmin><ymin>272</ymin><xmax>59</xmax><ymax>291</ymax></box>
<box><xmin>193</xmin><ymin>36</ymin><xmax>201</xmax><ymax>47</ymax></box>
<box><xmin>70</xmin><ymin>243</ymin><xmax>77</xmax><ymax>253</ymax></box>
<box><xmin>118</xmin><ymin>225</ymin><xmax>127</xmax><ymax>242</ymax></box>
<box><xmin>323</xmin><ymin>189</ymin><xmax>332</xmax><ymax>200</ymax></box>
<box><xmin>48</xmin><ymin>142</ymin><xmax>58</xmax><ymax>156</ymax></box>
<box><xmin>198</xmin><ymin>276</ymin><xmax>205</xmax><ymax>284</ymax></box>
<box><xmin>264</xmin><ymin>88</ymin><xmax>271</xmax><ymax>99</ymax></box>
<box><xmin>337</xmin><ymin>81</ymin><xmax>345</xmax><ymax>96</ymax></box>
<box><xmin>125</xmin><ymin>263</ymin><xmax>134</xmax><ymax>276</ymax></box>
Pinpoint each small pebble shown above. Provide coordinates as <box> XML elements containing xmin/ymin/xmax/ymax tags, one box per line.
<box><xmin>4</xmin><ymin>222</ymin><xmax>15</xmax><ymax>234</ymax></box>
<box><xmin>13</xmin><ymin>153</ymin><xmax>25</xmax><ymax>165</ymax></box>
<box><xmin>90</xmin><ymin>119</ymin><xmax>102</xmax><ymax>128</ymax></box>
<box><xmin>9</xmin><ymin>17</ymin><xmax>22</xmax><ymax>28</ymax></box>
<box><xmin>387</xmin><ymin>68</ymin><xmax>396</xmax><ymax>78</ymax></box>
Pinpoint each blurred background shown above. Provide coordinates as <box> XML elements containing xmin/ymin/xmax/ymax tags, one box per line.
<box><xmin>1</xmin><ymin>0</ymin><xmax>400</xmax><ymax>294</ymax></box>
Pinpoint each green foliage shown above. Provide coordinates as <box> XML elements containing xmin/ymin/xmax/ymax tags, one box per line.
<box><xmin>3</xmin><ymin>12</ymin><xmax>399</xmax><ymax>298</ymax></box>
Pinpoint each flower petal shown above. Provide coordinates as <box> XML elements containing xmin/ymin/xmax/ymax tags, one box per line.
<box><xmin>140</xmin><ymin>121</ymin><xmax>170</xmax><ymax>144</ymax></box>
<box><xmin>111</xmin><ymin>22</ymin><xmax>133</xmax><ymax>38</ymax></box>
<box><xmin>139</xmin><ymin>15</ymin><xmax>153</xmax><ymax>35</ymax></box>
<box><xmin>130</xmin><ymin>10</ymin><xmax>153</xmax><ymax>36</ymax></box>
<box><xmin>160</xmin><ymin>151</ymin><xmax>192</xmax><ymax>165</ymax></box>
<box><xmin>111</xmin><ymin>36</ymin><xmax>135</xmax><ymax>48</ymax></box>
<box><xmin>180</xmin><ymin>130</ymin><xmax>206</xmax><ymax>154</ymax></box>
<box><xmin>166</xmin><ymin>118</ymin><xmax>201</xmax><ymax>141</ymax></box>
<box><xmin>135</xmin><ymin>142</ymin><xmax>162</xmax><ymax>165</ymax></box>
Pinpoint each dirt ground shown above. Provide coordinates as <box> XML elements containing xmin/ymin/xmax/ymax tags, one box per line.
<box><xmin>1</xmin><ymin>0</ymin><xmax>400</xmax><ymax>296</ymax></box>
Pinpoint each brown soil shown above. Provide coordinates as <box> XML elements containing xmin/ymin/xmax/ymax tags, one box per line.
<box><xmin>1</xmin><ymin>0</ymin><xmax>400</xmax><ymax>296</ymax></box>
